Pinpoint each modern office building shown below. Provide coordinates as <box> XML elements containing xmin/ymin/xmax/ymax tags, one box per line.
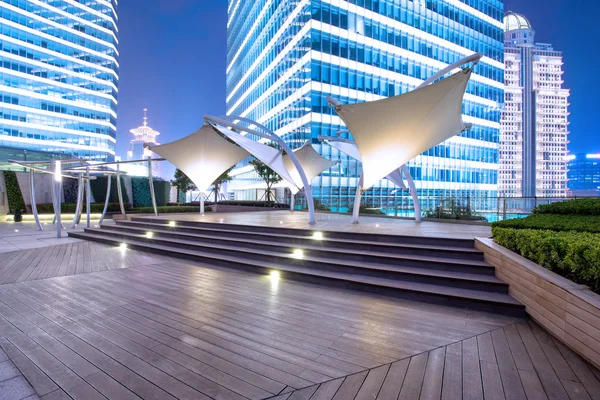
<box><xmin>499</xmin><ymin>11</ymin><xmax>570</xmax><ymax>198</ymax></box>
<box><xmin>125</xmin><ymin>109</ymin><xmax>161</xmax><ymax>177</ymax></box>
<box><xmin>226</xmin><ymin>0</ymin><xmax>504</xmax><ymax>212</ymax></box>
<box><xmin>567</xmin><ymin>153</ymin><xmax>600</xmax><ymax>196</ymax></box>
<box><xmin>0</xmin><ymin>0</ymin><xmax>119</xmax><ymax>167</ymax></box>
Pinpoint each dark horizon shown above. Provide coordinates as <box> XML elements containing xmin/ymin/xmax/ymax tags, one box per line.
<box><xmin>115</xmin><ymin>0</ymin><xmax>600</xmax><ymax>179</ymax></box>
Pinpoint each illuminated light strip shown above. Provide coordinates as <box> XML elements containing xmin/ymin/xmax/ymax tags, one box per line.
<box><xmin>226</xmin><ymin>0</ymin><xmax>309</xmax><ymax>92</ymax></box>
<box><xmin>1</xmin><ymin>120</ymin><xmax>116</xmax><ymax>142</ymax></box>
<box><xmin>227</xmin><ymin>0</ymin><xmax>242</xmax><ymax>28</ymax></box>
<box><xmin>0</xmin><ymin>35</ymin><xmax>118</xmax><ymax>79</ymax></box>
<box><xmin>444</xmin><ymin>0</ymin><xmax>504</xmax><ymax>29</ymax></box>
<box><xmin>0</xmin><ymin>51</ymin><xmax>119</xmax><ymax>93</ymax></box>
<box><xmin>0</xmin><ymin>103</ymin><xmax>117</xmax><ymax>138</ymax></box>
<box><xmin>33</xmin><ymin>0</ymin><xmax>118</xmax><ymax>42</ymax></box>
<box><xmin>1</xmin><ymin>3</ymin><xmax>118</xmax><ymax>52</ymax></box>
<box><xmin>316</xmin><ymin>175</ymin><xmax>499</xmax><ymax>191</ymax></box>
<box><xmin>317</xmin><ymin>1</ymin><xmax>504</xmax><ymax>70</ymax></box>
<box><xmin>235</xmin><ymin>52</ymin><xmax>312</xmax><ymax>117</ymax></box>
<box><xmin>226</xmin><ymin>0</ymin><xmax>277</xmax><ymax>74</ymax></box>
<box><xmin>227</xmin><ymin>22</ymin><xmax>312</xmax><ymax>111</ymax></box>
<box><xmin>0</xmin><ymin>84</ymin><xmax>118</xmax><ymax>118</ymax></box>
<box><xmin>0</xmin><ymin>15</ymin><xmax>119</xmax><ymax>67</ymax></box>
<box><xmin>313</xmin><ymin>21</ymin><xmax>504</xmax><ymax>89</ymax></box>
<box><xmin>254</xmin><ymin>82</ymin><xmax>312</xmax><ymax>124</ymax></box>
<box><xmin>0</xmin><ymin>134</ymin><xmax>115</xmax><ymax>155</ymax></box>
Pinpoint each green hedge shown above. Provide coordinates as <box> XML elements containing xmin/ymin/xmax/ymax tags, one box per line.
<box><xmin>36</xmin><ymin>203</ymin><xmax>132</xmax><ymax>214</ymax></box>
<box><xmin>493</xmin><ymin>227</ymin><xmax>600</xmax><ymax>294</ymax></box>
<box><xmin>131</xmin><ymin>177</ymin><xmax>170</xmax><ymax>208</ymax></box>
<box><xmin>534</xmin><ymin>198</ymin><xmax>600</xmax><ymax>215</ymax></box>
<box><xmin>90</xmin><ymin>176</ymin><xmax>130</xmax><ymax>204</ymax></box>
<box><xmin>492</xmin><ymin>214</ymin><xmax>600</xmax><ymax>233</ymax></box>
<box><xmin>131</xmin><ymin>206</ymin><xmax>211</xmax><ymax>213</ymax></box>
<box><xmin>62</xmin><ymin>178</ymin><xmax>79</xmax><ymax>203</ymax></box>
<box><xmin>4</xmin><ymin>171</ymin><xmax>25</xmax><ymax>213</ymax></box>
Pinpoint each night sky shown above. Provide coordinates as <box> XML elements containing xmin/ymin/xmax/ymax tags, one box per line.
<box><xmin>116</xmin><ymin>0</ymin><xmax>600</xmax><ymax>179</ymax></box>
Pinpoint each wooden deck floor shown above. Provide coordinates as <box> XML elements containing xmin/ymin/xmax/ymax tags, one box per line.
<box><xmin>0</xmin><ymin>242</ymin><xmax>598</xmax><ymax>399</ymax></box>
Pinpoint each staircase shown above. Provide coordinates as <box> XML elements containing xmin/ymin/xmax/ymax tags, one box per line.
<box><xmin>69</xmin><ymin>217</ymin><xmax>524</xmax><ymax>316</ymax></box>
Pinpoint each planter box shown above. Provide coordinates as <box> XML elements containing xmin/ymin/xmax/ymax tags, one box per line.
<box><xmin>476</xmin><ymin>237</ymin><xmax>600</xmax><ymax>369</ymax></box>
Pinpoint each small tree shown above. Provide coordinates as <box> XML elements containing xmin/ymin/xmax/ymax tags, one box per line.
<box><xmin>250</xmin><ymin>158</ymin><xmax>282</xmax><ymax>202</ymax></box>
<box><xmin>212</xmin><ymin>166</ymin><xmax>234</xmax><ymax>202</ymax></box>
<box><xmin>171</xmin><ymin>169</ymin><xmax>195</xmax><ymax>203</ymax></box>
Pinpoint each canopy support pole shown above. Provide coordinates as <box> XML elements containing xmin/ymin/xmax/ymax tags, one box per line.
<box><xmin>205</xmin><ymin>115</ymin><xmax>316</xmax><ymax>225</ymax></box>
<box><xmin>401</xmin><ymin>165</ymin><xmax>421</xmax><ymax>223</ymax></box>
<box><xmin>148</xmin><ymin>158</ymin><xmax>158</xmax><ymax>216</ymax></box>
<box><xmin>99</xmin><ymin>173</ymin><xmax>112</xmax><ymax>225</ymax></box>
<box><xmin>290</xmin><ymin>191</ymin><xmax>295</xmax><ymax>212</ymax></box>
<box><xmin>30</xmin><ymin>169</ymin><xmax>42</xmax><ymax>231</ymax></box>
<box><xmin>70</xmin><ymin>174</ymin><xmax>84</xmax><ymax>229</ymax></box>
<box><xmin>52</xmin><ymin>160</ymin><xmax>62</xmax><ymax>238</ymax></box>
<box><xmin>200</xmin><ymin>193</ymin><xmax>205</xmax><ymax>214</ymax></box>
<box><xmin>85</xmin><ymin>167</ymin><xmax>91</xmax><ymax>228</ymax></box>
<box><xmin>116</xmin><ymin>162</ymin><xmax>126</xmax><ymax>217</ymax></box>
<box><xmin>351</xmin><ymin>172</ymin><xmax>364</xmax><ymax>224</ymax></box>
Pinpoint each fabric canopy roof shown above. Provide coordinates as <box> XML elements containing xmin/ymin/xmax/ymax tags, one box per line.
<box><xmin>148</xmin><ymin>125</ymin><xmax>249</xmax><ymax>193</ymax></box>
<box><xmin>335</xmin><ymin>69</ymin><xmax>471</xmax><ymax>190</ymax></box>
<box><xmin>323</xmin><ymin>139</ymin><xmax>406</xmax><ymax>189</ymax></box>
<box><xmin>282</xmin><ymin>143</ymin><xmax>337</xmax><ymax>194</ymax></box>
<box><xmin>211</xmin><ymin>124</ymin><xmax>299</xmax><ymax>189</ymax></box>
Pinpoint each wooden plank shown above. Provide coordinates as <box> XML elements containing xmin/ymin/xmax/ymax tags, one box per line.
<box><xmin>419</xmin><ymin>347</ymin><xmax>445</xmax><ymax>400</ymax></box>
<box><xmin>551</xmin><ymin>336</ymin><xmax>600</xmax><ymax>400</ymax></box>
<box><xmin>528</xmin><ymin>321</ymin><xmax>578</xmax><ymax>382</ymax></box>
<box><xmin>477</xmin><ymin>332</ymin><xmax>497</xmax><ymax>363</ymax></box>
<box><xmin>287</xmin><ymin>384</ymin><xmax>319</xmax><ymax>400</ymax></box>
<box><xmin>490</xmin><ymin>328</ymin><xmax>527</xmax><ymax>400</ymax></box>
<box><xmin>310</xmin><ymin>377</ymin><xmax>345</xmax><ymax>400</ymax></box>
<box><xmin>331</xmin><ymin>371</ymin><xmax>368</xmax><ymax>399</ymax></box>
<box><xmin>503</xmin><ymin>324</ymin><xmax>535</xmax><ymax>371</ymax></box>
<box><xmin>480</xmin><ymin>361</ymin><xmax>505</xmax><ymax>400</ymax></box>
<box><xmin>560</xmin><ymin>379</ymin><xmax>591</xmax><ymax>400</ymax></box>
<box><xmin>518</xmin><ymin>369</ymin><xmax>548</xmax><ymax>400</ymax></box>
<box><xmin>378</xmin><ymin>358</ymin><xmax>410</xmax><ymax>400</ymax></box>
<box><xmin>399</xmin><ymin>352</ymin><xmax>428</xmax><ymax>400</ymax></box>
<box><xmin>462</xmin><ymin>337</ymin><xmax>483</xmax><ymax>400</ymax></box>
<box><xmin>354</xmin><ymin>364</ymin><xmax>389</xmax><ymax>400</ymax></box>
<box><xmin>442</xmin><ymin>343</ymin><xmax>462</xmax><ymax>400</ymax></box>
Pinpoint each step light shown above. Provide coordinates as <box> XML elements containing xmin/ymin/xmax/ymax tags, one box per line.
<box><xmin>291</xmin><ymin>249</ymin><xmax>304</xmax><ymax>259</ymax></box>
<box><xmin>168</xmin><ymin>221</ymin><xmax>176</xmax><ymax>227</ymax></box>
<box><xmin>119</xmin><ymin>243</ymin><xmax>127</xmax><ymax>250</ymax></box>
<box><xmin>146</xmin><ymin>232</ymin><xmax>154</xmax><ymax>239</ymax></box>
<box><xmin>269</xmin><ymin>271</ymin><xmax>280</xmax><ymax>280</ymax></box>
<box><xmin>312</xmin><ymin>232</ymin><xmax>323</xmax><ymax>240</ymax></box>
<box><xmin>14</xmin><ymin>229</ymin><xmax>19</xmax><ymax>233</ymax></box>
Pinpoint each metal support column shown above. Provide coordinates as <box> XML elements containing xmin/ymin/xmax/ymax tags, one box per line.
<box><xmin>99</xmin><ymin>174</ymin><xmax>112</xmax><ymax>225</ymax></box>
<box><xmin>30</xmin><ymin>169</ymin><xmax>42</xmax><ymax>231</ymax></box>
<box><xmin>116</xmin><ymin>162</ymin><xmax>126</xmax><ymax>217</ymax></box>
<box><xmin>351</xmin><ymin>172</ymin><xmax>364</xmax><ymax>224</ymax></box>
<box><xmin>70</xmin><ymin>174</ymin><xmax>84</xmax><ymax>229</ymax></box>
<box><xmin>401</xmin><ymin>165</ymin><xmax>422</xmax><ymax>223</ymax></box>
<box><xmin>85</xmin><ymin>167</ymin><xmax>91</xmax><ymax>227</ymax></box>
<box><xmin>148</xmin><ymin>158</ymin><xmax>158</xmax><ymax>216</ymax></box>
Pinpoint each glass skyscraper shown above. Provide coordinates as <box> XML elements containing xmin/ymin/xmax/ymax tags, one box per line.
<box><xmin>227</xmin><ymin>0</ymin><xmax>504</xmax><ymax>213</ymax></box>
<box><xmin>0</xmin><ymin>0</ymin><xmax>119</xmax><ymax>163</ymax></box>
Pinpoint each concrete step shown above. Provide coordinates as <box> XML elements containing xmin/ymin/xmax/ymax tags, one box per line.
<box><xmin>118</xmin><ymin>219</ymin><xmax>486</xmax><ymax>261</ymax></box>
<box><xmin>68</xmin><ymin>231</ymin><xmax>524</xmax><ymax>317</ymax></box>
<box><xmin>106</xmin><ymin>223</ymin><xmax>494</xmax><ymax>275</ymax></box>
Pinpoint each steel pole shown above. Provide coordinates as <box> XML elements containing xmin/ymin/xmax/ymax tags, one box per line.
<box><xmin>85</xmin><ymin>167</ymin><xmax>91</xmax><ymax>228</ymax></box>
<box><xmin>148</xmin><ymin>158</ymin><xmax>158</xmax><ymax>216</ymax></box>
<box><xmin>116</xmin><ymin>162</ymin><xmax>126</xmax><ymax>216</ymax></box>
<box><xmin>99</xmin><ymin>174</ymin><xmax>112</xmax><ymax>225</ymax></box>
<box><xmin>30</xmin><ymin>169</ymin><xmax>42</xmax><ymax>231</ymax></box>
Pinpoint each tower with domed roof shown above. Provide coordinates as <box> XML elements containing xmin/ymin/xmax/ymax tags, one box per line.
<box><xmin>126</xmin><ymin>109</ymin><xmax>161</xmax><ymax>177</ymax></box>
<box><xmin>499</xmin><ymin>12</ymin><xmax>570</xmax><ymax>198</ymax></box>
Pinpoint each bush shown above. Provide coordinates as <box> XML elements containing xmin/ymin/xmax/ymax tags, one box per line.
<box><xmin>167</xmin><ymin>200</ymin><xmax>287</xmax><ymax>208</ymax></box>
<box><xmin>492</xmin><ymin>214</ymin><xmax>600</xmax><ymax>233</ymax></box>
<box><xmin>131</xmin><ymin>177</ymin><xmax>170</xmax><ymax>208</ymax></box>
<box><xmin>90</xmin><ymin>176</ymin><xmax>130</xmax><ymax>204</ymax></box>
<box><xmin>4</xmin><ymin>171</ymin><xmax>25</xmax><ymax>213</ymax></box>
<box><xmin>62</xmin><ymin>178</ymin><xmax>79</xmax><ymax>203</ymax></box>
<box><xmin>493</xmin><ymin>227</ymin><xmax>600</xmax><ymax>294</ymax></box>
<box><xmin>534</xmin><ymin>198</ymin><xmax>600</xmax><ymax>215</ymax></box>
<box><xmin>131</xmin><ymin>206</ymin><xmax>211</xmax><ymax>213</ymax></box>
<box><xmin>35</xmin><ymin>203</ymin><xmax>132</xmax><ymax>214</ymax></box>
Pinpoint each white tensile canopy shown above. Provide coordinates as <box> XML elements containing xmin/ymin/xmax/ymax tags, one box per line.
<box><xmin>335</xmin><ymin>69</ymin><xmax>472</xmax><ymax>190</ymax></box>
<box><xmin>211</xmin><ymin>123</ymin><xmax>300</xmax><ymax>190</ymax></box>
<box><xmin>283</xmin><ymin>143</ymin><xmax>337</xmax><ymax>194</ymax></box>
<box><xmin>148</xmin><ymin>125</ymin><xmax>249</xmax><ymax>193</ymax></box>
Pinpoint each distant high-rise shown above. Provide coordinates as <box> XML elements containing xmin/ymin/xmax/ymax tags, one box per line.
<box><xmin>568</xmin><ymin>153</ymin><xmax>600</xmax><ymax>196</ymax></box>
<box><xmin>0</xmin><ymin>1</ymin><xmax>119</xmax><ymax>163</ymax></box>
<box><xmin>226</xmin><ymin>0</ymin><xmax>504</xmax><ymax>210</ymax></box>
<box><xmin>499</xmin><ymin>11</ymin><xmax>570</xmax><ymax>198</ymax></box>
<box><xmin>126</xmin><ymin>109</ymin><xmax>161</xmax><ymax>177</ymax></box>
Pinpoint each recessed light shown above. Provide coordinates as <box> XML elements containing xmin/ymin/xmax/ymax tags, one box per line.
<box><xmin>291</xmin><ymin>249</ymin><xmax>304</xmax><ymax>259</ymax></box>
<box><xmin>168</xmin><ymin>221</ymin><xmax>176</xmax><ymax>227</ymax></box>
<box><xmin>119</xmin><ymin>243</ymin><xmax>127</xmax><ymax>250</ymax></box>
<box><xmin>146</xmin><ymin>232</ymin><xmax>153</xmax><ymax>238</ymax></box>
<box><xmin>312</xmin><ymin>232</ymin><xmax>323</xmax><ymax>240</ymax></box>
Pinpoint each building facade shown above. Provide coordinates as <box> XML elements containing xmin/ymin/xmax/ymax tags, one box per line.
<box><xmin>568</xmin><ymin>153</ymin><xmax>600</xmax><ymax>197</ymax></box>
<box><xmin>226</xmin><ymin>0</ymin><xmax>504</xmax><ymax>213</ymax></box>
<box><xmin>0</xmin><ymin>0</ymin><xmax>119</xmax><ymax>165</ymax></box>
<box><xmin>125</xmin><ymin>109</ymin><xmax>161</xmax><ymax>177</ymax></box>
<box><xmin>499</xmin><ymin>11</ymin><xmax>570</xmax><ymax>198</ymax></box>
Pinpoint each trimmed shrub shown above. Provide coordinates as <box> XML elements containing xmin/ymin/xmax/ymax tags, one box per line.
<box><xmin>131</xmin><ymin>177</ymin><xmax>170</xmax><ymax>208</ymax></box>
<box><xmin>492</xmin><ymin>214</ymin><xmax>600</xmax><ymax>233</ymax></box>
<box><xmin>167</xmin><ymin>200</ymin><xmax>287</xmax><ymax>208</ymax></box>
<box><xmin>90</xmin><ymin>176</ymin><xmax>130</xmax><ymax>204</ymax></box>
<box><xmin>62</xmin><ymin>178</ymin><xmax>79</xmax><ymax>203</ymax></box>
<box><xmin>131</xmin><ymin>206</ymin><xmax>211</xmax><ymax>213</ymax></box>
<box><xmin>35</xmin><ymin>203</ymin><xmax>132</xmax><ymax>214</ymax></box>
<box><xmin>493</xmin><ymin>227</ymin><xmax>600</xmax><ymax>294</ymax></box>
<box><xmin>534</xmin><ymin>198</ymin><xmax>600</xmax><ymax>215</ymax></box>
<box><xmin>4</xmin><ymin>171</ymin><xmax>25</xmax><ymax>213</ymax></box>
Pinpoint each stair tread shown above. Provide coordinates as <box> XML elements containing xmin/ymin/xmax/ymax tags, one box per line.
<box><xmin>91</xmin><ymin>227</ymin><xmax>501</xmax><ymax>284</ymax></box>
<box><xmin>109</xmin><ymin>224</ymin><xmax>488</xmax><ymax>267</ymax></box>
<box><xmin>121</xmin><ymin>219</ymin><xmax>484</xmax><ymax>254</ymax></box>
<box><xmin>71</xmin><ymin>232</ymin><xmax>521</xmax><ymax>307</ymax></box>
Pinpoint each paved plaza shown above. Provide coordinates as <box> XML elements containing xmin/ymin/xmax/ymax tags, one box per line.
<box><xmin>0</xmin><ymin>216</ymin><xmax>598</xmax><ymax>399</ymax></box>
